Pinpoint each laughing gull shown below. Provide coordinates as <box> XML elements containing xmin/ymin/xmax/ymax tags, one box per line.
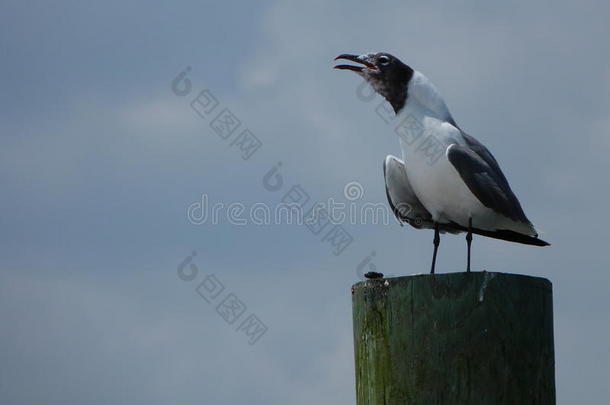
<box><xmin>334</xmin><ymin>52</ymin><xmax>549</xmax><ymax>274</ymax></box>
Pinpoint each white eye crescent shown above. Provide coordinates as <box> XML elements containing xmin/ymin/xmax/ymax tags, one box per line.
<box><xmin>378</xmin><ymin>55</ymin><xmax>390</xmax><ymax>65</ymax></box>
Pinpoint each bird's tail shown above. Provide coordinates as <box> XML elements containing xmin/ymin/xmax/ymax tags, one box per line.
<box><xmin>450</xmin><ymin>222</ymin><xmax>550</xmax><ymax>246</ymax></box>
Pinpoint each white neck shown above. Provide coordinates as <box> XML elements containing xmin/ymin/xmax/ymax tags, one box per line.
<box><xmin>402</xmin><ymin>71</ymin><xmax>455</xmax><ymax>124</ymax></box>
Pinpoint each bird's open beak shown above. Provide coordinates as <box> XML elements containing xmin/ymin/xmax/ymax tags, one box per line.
<box><xmin>334</xmin><ymin>54</ymin><xmax>378</xmax><ymax>72</ymax></box>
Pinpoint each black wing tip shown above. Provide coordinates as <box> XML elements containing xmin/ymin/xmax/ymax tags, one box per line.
<box><xmin>483</xmin><ymin>230</ymin><xmax>550</xmax><ymax>246</ymax></box>
<box><xmin>525</xmin><ymin>229</ymin><xmax>550</xmax><ymax>246</ymax></box>
<box><xmin>448</xmin><ymin>222</ymin><xmax>550</xmax><ymax>246</ymax></box>
<box><xmin>485</xmin><ymin>230</ymin><xmax>550</xmax><ymax>246</ymax></box>
<box><xmin>522</xmin><ymin>237</ymin><xmax>550</xmax><ymax>247</ymax></box>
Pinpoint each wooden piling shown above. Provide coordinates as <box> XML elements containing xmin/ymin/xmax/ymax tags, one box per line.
<box><xmin>351</xmin><ymin>272</ymin><xmax>555</xmax><ymax>404</ymax></box>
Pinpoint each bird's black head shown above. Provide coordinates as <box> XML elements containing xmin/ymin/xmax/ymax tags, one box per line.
<box><xmin>334</xmin><ymin>52</ymin><xmax>413</xmax><ymax>113</ymax></box>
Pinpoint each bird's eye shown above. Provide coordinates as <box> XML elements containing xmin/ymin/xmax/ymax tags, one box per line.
<box><xmin>378</xmin><ymin>55</ymin><xmax>390</xmax><ymax>65</ymax></box>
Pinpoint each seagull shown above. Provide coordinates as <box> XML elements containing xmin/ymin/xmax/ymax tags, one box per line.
<box><xmin>334</xmin><ymin>52</ymin><xmax>549</xmax><ymax>274</ymax></box>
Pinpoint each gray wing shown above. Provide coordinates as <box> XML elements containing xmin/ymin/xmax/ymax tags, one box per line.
<box><xmin>448</xmin><ymin>133</ymin><xmax>532</xmax><ymax>226</ymax></box>
<box><xmin>384</xmin><ymin>155</ymin><xmax>460</xmax><ymax>233</ymax></box>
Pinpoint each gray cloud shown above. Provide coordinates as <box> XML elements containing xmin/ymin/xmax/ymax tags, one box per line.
<box><xmin>1</xmin><ymin>0</ymin><xmax>609</xmax><ymax>403</ymax></box>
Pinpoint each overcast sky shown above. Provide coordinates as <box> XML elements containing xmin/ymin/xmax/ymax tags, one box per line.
<box><xmin>1</xmin><ymin>1</ymin><xmax>609</xmax><ymax>404</ymax></box>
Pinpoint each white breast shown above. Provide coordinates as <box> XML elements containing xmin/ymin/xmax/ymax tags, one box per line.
<box><xmin>394</xmin><ymin>79</ymin><xmax>504</xmax><ymax>231</ymax></box>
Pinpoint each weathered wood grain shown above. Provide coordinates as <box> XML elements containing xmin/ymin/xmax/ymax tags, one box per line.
<box><xmin>352</xmin><ymin>272</ymin><xmax>555</xmax><ymax>404</ymax></box>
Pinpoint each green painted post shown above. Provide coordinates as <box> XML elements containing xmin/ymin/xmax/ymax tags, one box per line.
<box><xmin>351</xmin><ymin>272</ymin><xmax>555</xmax><ymax>404</ymax></box>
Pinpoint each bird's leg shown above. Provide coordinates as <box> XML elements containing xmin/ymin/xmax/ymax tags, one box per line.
<box><xmin>430</xmin><ymin>223</ymin><xmax>440</xmax><ymax>274</ymax></box>
<box><xmin>466</xmin><ymin>218</ymin><xmax>473</xmax><ymax>273</ymax></box>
